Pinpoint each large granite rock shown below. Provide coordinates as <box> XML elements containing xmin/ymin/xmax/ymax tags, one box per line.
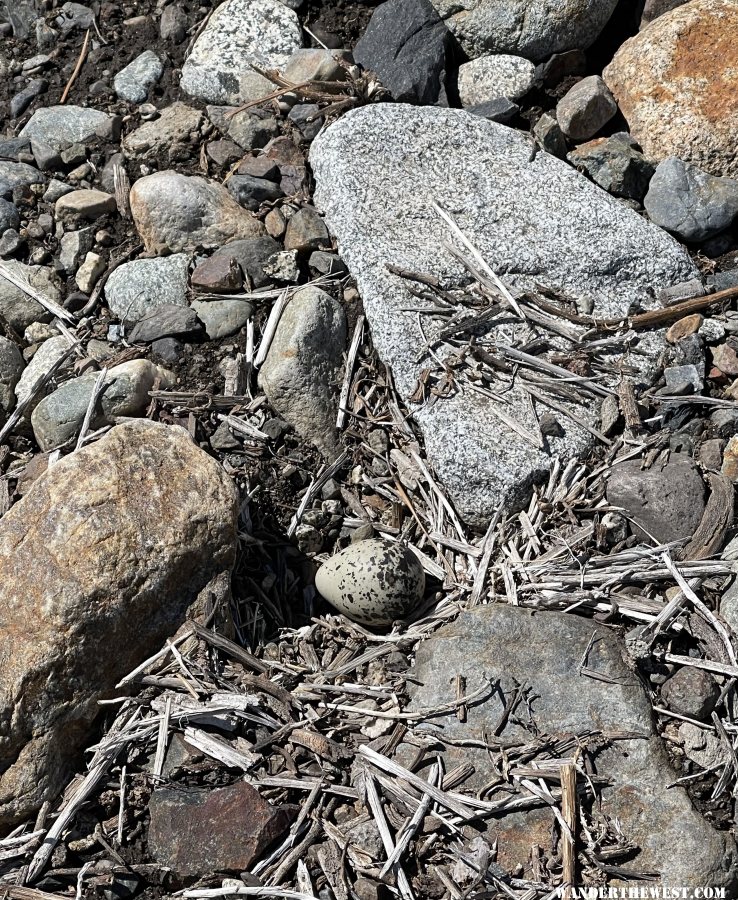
<box><xmin>310</xmin><ymin>104</ymin><xmax>697</xmax><ymax>525</ymax></box>
<box><xmin>603</xmin><ymin>0</ymin><xmax>738</xmax><ymax>178</ymax></box>
<box><xmin>180</xmin><ymin>0</ymin><xmax>303</xmax><ymax>105</ymax></box>
<box><xmin>0</xmin><ymin>420</ymin><xmax>237</xmax><ymax>828</ymax></box>
<box><xmin>130</xmin><ymin>171</ymin><xmax>264</xmax><ymax>253</ymax></box>
<box><xmin>407</xmin><ymin>605</ymin><xmax>736</xmax><ymax>888</ymax></box>
<box><xmin>428</xmin><ymin>0</ymin><xmax>619</xmax><ymax>60</ymax></box>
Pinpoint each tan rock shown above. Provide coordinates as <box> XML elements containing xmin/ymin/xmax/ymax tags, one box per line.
<box><xmin>665</xmin><ymin>312</ymin><xmax>702</xmax><ymax>342</ymax></box>
<box><xmin>55</xmin><ymin>189</ymin><xmax>117</xmax><ymax>221</ymax></box>
<box><xmin>603</xmin><ymin>0</ymin><xmax>738</xmax><ymax>177</ymax></box>
<box><xmin>130</xmin><ymin>171</ymin><xmax>264</xmax><ymax>253</ymax></box>
<box><xmin>0</xmin><ymin>420</ymin><xmax>237</xmax><ymax>828</ymax></box>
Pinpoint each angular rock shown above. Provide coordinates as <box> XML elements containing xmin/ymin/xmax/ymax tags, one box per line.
<box><xmin>603</xmin><ymin>0</ymin><xmax>738</xmax><ymax>177</ymax></box>
<box><xmin>0</xmin><ymin>199</ymin><xmax>20</xmax><ymax>234</ymax></box>
<box><xmin>55</xmin><ymin>189</ymin><xmax>116</xmax><ymax>222</ymax></box>
<box><xmin>226</xmin><ymin>174</ymin><xmax>284</xmax><ymax>211</ymax></box>
<box><xmin>0</xmin><ymin>336</ymin><xmax>24</xmax><ymax>416</ymax></box>
<box><xmin>556</xmin><ymin>75</ymin><xmax>617</xmax><ymax>141</ymax></box>
<box><xmin>123</xmin><ymin>103</ymin><xmax>203</xmax><ymax>157</ymax></box>
<box><xmin>533</xmin><ymin>112</ymin><xmax>567</xmax><ymax>157</ymax></box>
<box><xmin>288</xmin><ymin>103</ymin><xmax>323</xmax><ymax>142</ymax></box>
<box><xmin>568</xmin><ymin>134</ymin><xmax>655</xmax><ymax>201</ymax></box>
<box><xmin>191</xmin><ymin>256</ymin><xmax>242</xmax><ymax>293</ymax></box>
<box><xmin>641</xmin><ymin>0</ymin><xmax>690</xmax><ymax>25</ymax></box>
<box><xmin>408</xmin><ymin>605</ymin><xmax>736</xmax><ymax>888</ymax></box>
<box><xmin>428</xmin><ymin>0</ymin><xmax>619</xmax><ymax>60</ymax></box>
<box><xmin>284</xmin><ymin>206</ymin><xmax>330</xmax><ymax>252</ymax></box>
<box><xmin>0</xmin><ymin>262</ymin><xmax>58</xmax><ymax>333</ymax></box>
<box><xmin>661</xmin><ymin>666</ymin><xmax>719</xmax><ymax>720</ymax></box>
<box><xmin>59</xmin><ymin>228</ymin><xmax>94</xmax><ymax>273</ymax></box>
<box><xmin>214</xmin><ymin>236</ymin><xmax>281</xmax><ymax>288</ymax></box>
<box><xmin>129</xmin><ymin>305</ymin><xmax>201</xmax><ymax>343</ymax></box>
<box><xmin>75</xmin><ymin>251</ymin><xmax>105</xmax><ymax>293</ymax></box>
<box><xmin>15</xmin><ymin>335</ymin><xmax>73</xmax><ymax>407</ymax></box>
<box><xmin>457</xmin><ymin>54</ymin><xmax>536</xmax><ymax>107</ymax></box>
<box><xmin>10</xmin><ymin>78</ymin><xmax>48</xmax><ymax>119</ymax></box>
<box><xmin>227</xmin><ymin>110</ymin><xmax>279</xmax><ymax>151</ymax></box>
<box><xmin>236</xmin><ymin>157</ymin><xmax>280</xmax><ymax>182</ymax></box>
<box><xmin>114</xmin><ymin>50</ymin><xmax>164</xmax><ymax>103</ymax></box>
<box><xmin>258</xmin><ymin>285</ymin><xmax>346</xmax><ymax>456</ymax></box>
<box><xmin>148</xmin><ymin>782</ymin><xmax>292</xmax><ymax>876</ymax></box>
<box><xmin>263</xmin><ymin>250</ymin><xmax>299</xmax><ymax>283</ymax></box>
<box><xmin>605</xmin><ymin>453</ymin><xmax>705</xmax><ymax>544</ymax></box>
<box><xmin>644</xmin><ymin>157</ymin><xmax>738</xmax><ymax>241</ymax></box>
<box><xmin>105</xmin><ymin>254</ymin><xmax>190</xmax><ymax>324</ymax></box>
<box><xmin>282</xmin><ymin>48</ymin><xmax>349</xmax><ymax>86</ymax></box>
<box><xmin>180</xmin><ymin>0</ymin><xmax>303</xmax><ymax>105</ymax></box>
<box><xmin>191</xmin><ymin>298</ymin><xmax>253</xmax><ymax>339</ymax></box>
<box><xmin>19</xmin><ymin>105</ymin><xmax>116</xmax><ymax>152</ymax></box>
<box><xmin>310</xmin><ymin>104</ymin><xmax>697</xmax><ymax>524</ymax></box>
<box><xmin>353</xmin><ymin>0</ymin><xmax>452</xmax><ymax>105</ymax></box>
<box><xmin>130</xmin><ymin>171</ymin><xmax>264</xmax><ymax>253</ymax></box>
<box><xmin>0</xmin><ymin>160</ymin><xmax>45</xmax><ymax>190</ymax></box>
<box><xmin>31</xmin><ymin>360</ymin><xmax>176</xmax><ymax>451</ymax></box>
<box><xmin>0</xmin><ymin>420</ymin><xmax>236</xmax><ymax>827</ymax></box>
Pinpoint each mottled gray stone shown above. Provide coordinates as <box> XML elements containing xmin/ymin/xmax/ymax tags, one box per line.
<box><xmin>128</xmin><ymin>305</ymin><xmax>201</xmax><ymax>343</ymax></box>
<box><xmin>160</xmin><ymin>3</ymin><xmax>187</xmax><ymax>42</ymax></box>
<box><xmin>556</xmin><ymin>75</ymin><xmax>617</xmax><ymax>141</ymax></box>
<box><xmin>457</xmin><ymin>54</ymin><xmax>536</xmax><ymax>107</ymax></box>
<box><xmin>428</xmin><ymin>0</ymin><xmax>619</xmax><ymax>60</ymax></box>
<box><xmin>0</xmin><ymin>160</ymin><xmax>44</xmax><ymax>190</ymax></box>
<box><xmin>0</xmin><ymin>262</ymin><xmax>58</xmax><ymax>333</ymax></box>
<box><xmin>0</xmin><ymin>336</ymin><xmax>24</xmax><ymax>415</ymax></box>
<box><xmin>258</xmin><ymin>286</ymin><xmax>346</xmax><ymax>457</ymax></box>
<box><xmin>105</xmin><ymin>254</ymin><xmax>190</xmax><ymax>324</ymax></box>
<box><xmin>214</xmin><ymin>236</ymin><xmax>281</xmax><ymax>288</ymax></box>
<box><xmin>568</xmin><ymin>133</ymin><xmax>655</xmax><ymax>201</ymax></box>
<box><xmin>408</xmin><ymin>605</ymin><xmax>736</xmax><ymax>888</ymax></box>
<box><xmin>644</xmin><ymin>157</ymin><xmax>738</xmax><ymax>242</ymax></box>
<box><xmin>191</xmin><ymin>299</ymin><xmax>253</xmax><ymax>339</ymax></box>
<box><xmin>15</xmin><ymin>335</ymin><xmax>73</xmax><ymax>408</ymax></box>
<box><xmin>180</xmin><ymin>0</ymin><xmax>303</xmax><ymax>105</ymax></box>
<box><xmin>59</xmin><ymin>228</ymin><xmax>94</xmax><ymax>273</ymax></box>
<box><xmin>114</xmin><ymin>50</ymin><xmax>164</xmax><ymax>104</ymax></box>
<box><xmin>123</xmin><ymin>103</ymin><xmax>203</xmax><ymax>157</ymax></box>
<box><xmin>227</xmin><ymin>111</ymin><xmax>279</xmax><ymax>151</ymax></box>
<box><xmin>0</xmin><ymin>199</ymin><xmax>20</xmax><ymax>234</ymax></box>
<box><xmin>19</xmin><ymin>105</ymin><xmax>114</xmax><ymax>152</ymax></box>
<box><xmin>310</xmin><ymin>104</ymin><xmax>697</xmax><ymax>525</ymax></box>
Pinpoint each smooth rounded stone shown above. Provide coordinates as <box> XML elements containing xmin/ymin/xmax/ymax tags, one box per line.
<box><xmin>15</xmin><ymin>335</ymin><xmax>74</xmax><ymax>408</ymax></box>
<box><xmin>160</xmin><ymin>3</ymin><xmax>188</xmax><ymax>42</ymax></box>
<box><xmin>227</xmin><ymin>174</ymin><xmax>284</xmax><ymax>210</ymax></box>
<box><xmin>0</xmin><ymin>420</ymin><xmax>237</xmax><ymax>828</ymax></box>
<box><xmin>605</xmin><ymin>454</ymin><xmax>705</xmax><ymax>544</ymax></box>
<box><xmin>0</xmin><ymin>159</ymin><xmax>45</xmax><ymax>190</ymax></box>
<box><xmin>10</xmin><ymin>78</ymin><xmax>48</xmax><ymax>119</ymax></box>
<box><xmin>55</xmin><ymin>189</ymin><xmax>116</xmax><ymax>222</ymax></box>
<box><xmin>353</xmin><ymin>0</ymin><xmax>452</xmax><ymax>105</ymax></box>
<box><xmin>604</xmin><ymin>0</ymin><xmax>738</xmax><ymax>177</ymax></box>
<box><xmin>0</xmin><ymin>262</ymin><xmax>59</xmax><ymax>333</ymax></box>
<box><xmin>661</xmin><ymin>666</ymin><xmax>720</xmax><ymax>720</ymax></box>
<box><xmin>130</xmin><ymin>171</ymin><xmax>264</xmax><ymax>253</ymax></box>
<box><xmin>114</xmin><ymin>50</ymin><xmax>164</xmax><ymax>103</ymax></box>
<box><xmin>284</xmin><ymin>206</ymin><xmax>330</xmax><ymax>252</ymax></box>
<box><xmin>129</xmin><ymin>305</ymin><xmax>202</xmax><ymax>343</ymax></box>
<box><xmin>215</xmin><ymin>236</ymin><xmax>280</xmax><ymax>288</ymax></box>
<box><xmin>180</xmin><ymin>0</ymin><xmax>303</xmax><ymax>105</ymax></box>
<box><xmin>105</xmin><ymin>253</ymin><xmax>190</xmax><ymax>324</ymax></box>
<box><xmin>123</xmin><ymin>103</ymin><xmax>203</xmax><ymax>158</ymax></box>
<box><xmin>0</xmin><ymin>336</ymin><xmax>24</xmax><ymax>415</ymax></box>
<box><xmin>315</xmin><ymin>538</ymin><xmax>425</xmax><ymax>627</ymax></box>
<box><xmin>282</xmin><ymin>48</ymin><xmax>349</xmax><ymax>85</ymax></box>
<box><xmin>227</xmin><ymin>111</ymin><xmax>279</xmax><ymax>151</ymax></box>
<box><xmin>0</xmin><ymin>198</ymin><xmax>20</xmax><ymax>233</ymax></box>
<box><xmin>556</xmin><ymin>75</ymin><xmax>617</xmax><ymax>141</ymax></box>
<box><xmin>191</xmin><ymin>298</ymin><xmax>253</xmax><ymax>339</ymax></box>
<box><xmin>429</xmin><ymin>0</ymin><xmax>618</xmax><ymax>60</ymax></box>
<box><xmin>457</xmin><ymin>54</ymin><xmax>536</xmax><ymax>107</ymax></box>
<box><xmin>75</xmin><ymin>251</ymin><xmax>105</xmax><ymax>293</ymax></box>
<box><xmin>310</xmin><ymin>104</ymin><xmax>697</xmax><ymax>525</ymax></box>
<box><xmin>19</xmin><ymin>105</ymin><xmax>116</xmax><ymax>152</ymax></box>
<box><xmin>568</xmin><ymin>134</ymin><xmax>655</xmax><ymax>201</ymax></box>
<box><xmin>31</xmin><ymin>359</ymin><xmax>176</xmax><ymax>451</ymax></box>
<box><xmin>258</xmin><ymin>285</ymin><xmax>346</xmax><ymax>456</ymax></box>
<box><xmin>191</xmin><ymin>255</ymin><xmax>243</xmax><ymax>292</ymax></box>
<box><xmin>644</xmin><ymin>157</ymin><xmax>738</xmax><ymax>242</ymax></box>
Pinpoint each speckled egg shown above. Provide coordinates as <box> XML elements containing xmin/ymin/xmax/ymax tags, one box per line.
<box><xmin>315</xmin><ymin>538</ymin><xmax>426</xmax><ymax>627</ymax></box>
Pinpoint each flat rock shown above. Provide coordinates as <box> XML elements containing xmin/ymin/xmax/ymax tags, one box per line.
<box><xmin>130</xmin><ymin>171</ymin><xmax>264</xmax><ymax>253</ymax></box>
<box><xmin>644</xmin><ymin>156</ymin><xmax>738</xmax><ymax>241</ymax></box>
<box><xmin>603</xmin><ymin>0</ymin><xmax>738</xmax><ymax>177</ymax></box>
<box><xmin>180</xmin><ymin>0</ymin><xmax>303</xmax><ymax>105</ymax></box>
<box><xmin>457</xmin><ymin>54</ymin><xmax>536</xmax><ymax>107</ymax></box>
<box><xmin>105</xmin><ymin>254</ymin><xmax>190</xmax><ymax>324</ymax></box>
<box><xmin>129</xmin><ymin>305</ymin><xmax>201</xmax><ymax>343</ymax></box>
<box><xmin>191</xmin><ymin>298</ymin><xmax>252</xmax><ymax>339</ymax></box>
<box><xmin>55</xmin><ymin>189</ymin><xmax>116</xmax><ymax>222</ymax></box>
<box><xmin>310</xmin><ymin>104</ymin><xmax>697</xmax><ymax>525</ymax></box>
<box><xmin>114</xmin><ymin>50</ymin><xmax>164</xmax><ymax>103</ymax></box>
<box><xmin>258</xmin><ymin>285</ymin><xmax>346</xmax><ymax>457</ymax></box>
<box><xmin>123</xmin><ymin>103</ymin><xmax>203</xmax><ymax>157</ymax></box>
<box><xmin>0</xmin><ymin>336</ymin><xmax>24</xmax><ymax>416</ymax></box>
<box><xmin>19</xmin><ymin>105</ymin><xmax>115</xmax><ymax>152</ymax></box>
<box><xmin>0</xmin><ymin>160</ymin><xmax>44</xmax><ymax>190</ymax></box>
<box><xmin>148</xmin><ymin>782</ymin><xmax>292</xmax><ymax>876</ymax></box>
<box><xmin>0</xmin><ymin>420</ymin><xmax>237</xmax><ymax>827</ymax></box>
<box><xmin>0</xmin><ymin>262</ymin><xmax>59</xmax><ymax>333</ymax></box>
<box><xmin>428</xmin><ymin>0</ymin><xmax>618</xmax><ymax>60</ymax></box>
<box><xmin>406</xmin><ymin>605</ymin><xmax>736</xmax><ymax>887</ymax></box>
<box><xmin>191</xmin><ymin>255</ymin><xmax>242</xmax><ymax>293</ymax></box>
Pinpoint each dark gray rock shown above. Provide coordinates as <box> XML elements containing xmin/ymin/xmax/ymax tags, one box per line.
<box><xmin>644</xmin><ymin>157</ymin><xmax>738</xmax><ymax>242</ymax></box>
<box><xmin>533</xmin><ymin>112</ymin><xmax>567</xmax><ymax>158</ymax></box>
<box><xmin>226</xmin><ymin>174</ymin><xmax>284</xmax><ymax>211</ymax></box>
<box><xmin>467</xmin><ymin>98</ymin><xmax>519</xmax><ymax>124</ymax></box>
<box><xmin>605</xmin><ymin>453</ymin><xmax>705</xmax><ymax>544</ymax></box>
<box><xmin>353</xmin><ymin>0</ymin><xmax>452</xmax><ymax>105</ymax></box>
<box><xmin>114</xmin><ymin>51</ymin><xmax>164</xmax><ymax>104</ymax></box>
<box><xmin>568</xmin><ymin>134</ymin><xmax>655</xmax><ymax>201</ymax></box>
<box><xmin>151</xmin><ymin>337</ymin><xmax>183</xmax><ymax>366</ymax></box>
<box><xmin>0</xmin><ymin>180</ymin><xmax>13</xmax><ymax>201</ymax></box>
<box><xmin>0</xmin><ymin>138</ymin><xmax>31</xmax><ymax>162</ymax></box>
<box><xmin>191</xmin><ymin>299</ymin><xmax>253</xmax><ymax>339</ymax></box>
<box><xmin>0</xmin><ymin>262</ymin><xmax>57</xmax><ymax>332</ymax></box>
<box><xmin>215</xmin><ymin>236</ymin><xmax>281</xmax><ymax>288</ymax></box>
<box><xmin>556</xmin><ymin>75</ymin><xmax>617</xmax><ymax>141</ymax></box>
<box><xmin>0</xmin><ymin>230</ymin><xmax>23</xmax><ymax>259</ymax></box>
<box><xmin>1</xmin><ymin>0</ymin><xmax>39</xmax><ymax>38</ymax></box>
<box><xmin>0</xmin><ymin>160</ymin><xmax>44</xmax><ymax>190</ymax></box>
<box><xmin>661</xmin><ymin>666</ymin><xmax>719</xmax><ymax>721</ymax></box>
<box><xmin>56</xmin><ymin>1</ymin><xmax>94</xmax><ymax>33</ymax></box>
<box><xmin>129</xmin><ymin>305</ymin><xmax>201</xmax><ymax>343</ymax></box>
<box><xmin>537</xmin><ymin>49</ymin><xmax>587</xmax><ymax>88</ymax></box>
<box><xmin>0</xmin><ymin>199</ymin><xmax>20</xmax><ymax>234</ymax></box>
<box><xmin>31</xmin><ymin>139</ymin><xmax>62</xmax><ymax>172</ymax></box>
<box><xmin>640</xmin><ymin>0</ymin><xmax>689</xmax><ymax>27</ymax></box>
<box><xmin>10</xmin><ymin>78</ymin><xmax>48</xmax><ymax>118</ymax></box>
<box><xmin>288</xmin><ymin>103</ymin><xmax>323</xmax><ymax>141</ymax></box>
<box><xmin>0</xmin><ymin>335</ymin><xmax>24</xmax><ymax>416</ymax></box>
<box><xmin>309</xmin><ymin>250</ymin><xmax>347</xmax><ymax>276</ymax></box>
<box><xmin>236</xmin><ymin>157</ymin><xmax>280</xmax><ymax>182</ymax></box>
<box><xmin>227</xmin><ymin>110</ymin><xmax>279</xmax><ymax>150</ymax></box>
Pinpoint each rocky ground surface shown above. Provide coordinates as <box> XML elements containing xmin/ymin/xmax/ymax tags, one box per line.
<box><xmin>2</xmin><ymin>0</ymin><xmax>738</xmax><ymax>897</ymax></box>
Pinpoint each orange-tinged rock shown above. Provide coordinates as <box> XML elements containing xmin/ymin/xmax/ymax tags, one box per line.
<box><xmin>665</xmin><ymin>313</ymin><xmax>702</xmax><ymax>342</ymax></box>
<box><xmin>722</xmin><ymin>434</ymin><xmax>738</xmax><ymax>481</ymax></box>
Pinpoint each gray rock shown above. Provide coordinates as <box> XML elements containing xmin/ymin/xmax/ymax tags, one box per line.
<box><xmin>282</xmin><ymin>48</ymin><xmax>349</xmax><ymax>85</ymax></box>
<box><xmin>129</xmin><ymin>305</ymin><xmax>201</xmax><ymax>343</ymax></box>
<box><xmin>287</xmin><ymin>103</ymin><xmax>323</xmax><ymax>142</ymax></box>
<box><xmin>114</xmin><ymin>51</ymin><xmax>164</xmax><ymax>104</ymax></box>
<box><xmin>568</xmin><ymin>134</ymin><xmax>655</xmax><ymax>201</ymax></box>
<box><xmin>56</xmin><ymin>1</ymin><xmax>94</xmax><ymax>33</ymax></box>
<box><xmin>284</xmin><ymin>206</ymin><xmax>330</xmax><ymax>252</ymax></box>
<box><xmin>533</xmin><ymin>112</ymin><xmax>567</xmax><ymax>157</ymax></box>
<box><xmin>20</xmin><ymin>105</ymin><xmax>116</xmax><ymax>152</ymax></box>
<box><xmin>1</xmin><ymin>0</ymin><xmax>39</xmax><ymax>38</ymax></box>
<box><xmin>310</xmin><ymin>104</ymin><xmax>697</xmax><ymax>525</ymax></box>
<box><xmin>262</xmin><ymin>250</ymin><xmax>299</xmax><ymax>282</ymax></box>
<box><xmin>0</xmin><ymin>231</ymin><xmax>23</xmax><ymax>259</ymax></box>
<box><xmin>353</xmin><ymin>0</ymin><xmax>452</xmax><ymax>105</ymax></box>
<box><xmin>10</xmin><ymin>77</ymin><xmax>48</xmax><ymax>118</ymax></box>
<box><xmin>31</xmin><ymin>360</ymin><xmax>176</xmax><ymax>451</ymax></box>
<box><xmin>31</xmin><ymin>140</ymin><xmax>62</xmax><ymax>172</ymax></box>
<box><xmin>428</xmin><ymin>0</ymin><xmax>618</xmax><ymax>61</ymax></box>
<box><xmin>409</xmin><ymin>606</ymin><xmax>736</xmax><ymax>888</ymax></box>
<box><xmin>123</xmin><ymin>102</ymin><xmax>202</xmax><ymax>159</ymax></box>
<box><xmin>679</xmin><ymin>722</ymin><xmax>729</xmax><ymax>772</ymax></box>
<box><xmin>210</xmin><ymin>420</ymin><xmax>242</xmax><ymax>452</ymax></box>
<box><xmin>466</xmin><ymin>97</ymin><xmax>519</xmax><ymax>124</ymax></box>
<box><xmin>15</xmin><ymin>335</ymin><xmax>74</xmax><ymax>407</ymax></box>
<box><xmin>605</xmin><ymin>454</ymin><xmax>705</xmax><ymax>544</ymax></box>
<box><xmin>309</xmin><ymin>251</ymin><xmax>347</xmax><ymax>276</ymax></box>
<box><xmin>214</xmin><ymin>236</ymin><xmax>281</xmax><ymax>288</ymax></box>
<box><xmin>258</xmin><ymin>285</ymin><xmax>346</xmax><ymax>456</ymax></box>
<box><xmin>556</xmin><ymin>75</ymin><xmax>617</xmax><ymax>141</ymax></box>
<box><xmin>160</xmin><ymin>3</ymin><xmax>187</xmax><ymax>42</ymax></box>
<box><xmin>151</xmin><ymin>337</ymin><xmax>183</xmax><ymax>366</ymax></box>
<box><xmin>663</xmin><ymin>363</ymin><xmax>703</xmax><ymax>394</ymax></box>
<box><xmin>457</xmin><ymin>54</ymin><xmax>536</xmax><ymax>107</ymax></box>
<box><xmin>227</xmin><ymin>111</ymin><xmax>279</xmax><ymax>150</ymax></box>
<box><xmin>226</xmin><ymin>174</ymin><xmax>284</xmax><ymax>211</ymax></box>
<box><xmin>0</xmin><ymin>137</ymin><xmax>31</xmax><ymax>162</ymax></box>
<box><xmin>180</xmin><ymin>0</ymin><xmax>303</xmax><ymax>105</ymax></box>
<box><xmin>0</xmin><ymin>160</ymin><xmax>44</xmax><ymax>190</ymax></box>
<box><xmin>130</xmin><ymin>171</ymin><xmax>264</xmax><ymax>253</ymax></box>
<box><xmin>0</xmin><ymin>199</ymin><xmax>20</xmax><ymax>233</ymax></box>
<box><xmin>191</xmin><ymin>299</ymin><xmax>253</xmax><ymax>339</ymax></box>
<box><xmin>43</xmin><ymin>178</ymin><xmax>73</xmax><ymax>203</ymax></box>
<box><xmin>0</xmin><ymin>262</ymin><xmax>58</xmax><ymax>333</ymax></box>
<box><xmin>644</xmin><ymin>157</ymin><xmax>738</xmax><ymax>242</ymax></box>
<box><xmin>59</xmin><ymin>228</ymin><xmax>94</xmax><ymax>273</ymax></box>
<box><xmin>105</xmin><ymin>254</ymin><xmax>190</xmax><ymax>324</ymax></box>
<box><xmin>658</xmin><ymin>277</ymin><xmax>705</xmax><ymax>306</ymax></box>
<box><xmin>661</xmin><ymin>666</ymin><xmax>719</xmax><ymax>721</ymax></box>
<box><xmin>0</xmin><ymin>336</ymin><xmax>24</xmax><ymax>415</ymax></box>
